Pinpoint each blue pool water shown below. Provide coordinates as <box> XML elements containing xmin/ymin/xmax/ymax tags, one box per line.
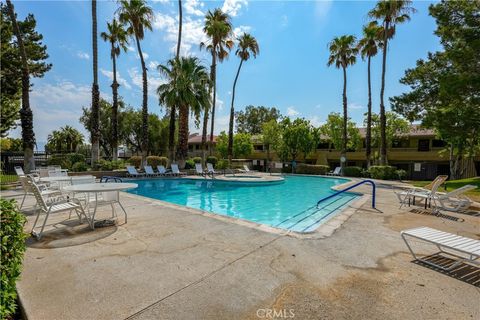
<box><xmin>126</xmin><ymin>176</ymin><xmax>358</xmax><ymax>233</ymax></box>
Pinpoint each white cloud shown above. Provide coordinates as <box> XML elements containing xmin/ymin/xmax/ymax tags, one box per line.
<box><xmin>214</xmin><ymin>115</ymin><xmax>230</xmax><ymax>134</ymax></box>
<box><xmin>280</xmin><ymin>14</ymin><xmax>288</xmax><ymax>28</ymax></box>
<box><xmin>128</xmin><ymin>67</ymin><xmax>166</xmax><ymax>99</ymax></box>
<box><xmin>315</xmin><ymin>0</ymin><xmax>332</xmax><ymax>19</ymax></box>
<box><xmin>222</xmin><ymin>0</ymin><xmax>248</xmax><ymax>17</ymax></box>
<box><xmin>184</xmin><ymin>0</ymin><xmax>204</xmax><ymax>16</ymax></box>
<box><xmin>233</xmin><ymin>25</ymin><xmax>252</xmax><ymax>38</ymax></box>
<box><xmin>309</xmin><ymin>116</ymin><xmax>324</xmax><ymax>127</ymax></box>
<box><xmin>148</xmin><ymin>60</ymin><xmax>159</xmax><ymax>70</ymax></box>
<box><xmin>286</xmin><ymin>106</ymin><xmax>300</xmax><ymax>117</ymax></box>
<box><xmin>216</xmin><ymin>97</ymin><xmax>224</xmax><ymax>111</ymax></box>
<box><xmin>100</xmin><ymin>68</ymin><xmax>132</xmax><ymax>90</ymax></box>
<box><xmin>152</xmin><ymin>0</ymin><xmax>171</xmax><ymax>3</ymax></box>
<box><xmin>76</xmin><ymin>51</ymin><xmax>90</xmax><ymax>60</ymax></box>
<box><xmin>135</xmin><ymin>51</ymin><xmax>149</xmax><ymax>60</ymax></box>
<box><xmin>349</xmin><ymin>102</ymin><xmax>364</xmax><ymax>110</ymax></box>
<box><xmin>127</xmin><ymin>45</ymin><xmax>135</xmax><ymax>52</ymax></box>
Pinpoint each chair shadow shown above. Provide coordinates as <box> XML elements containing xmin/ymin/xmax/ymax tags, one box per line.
<box><xmin>26</xmin><ymin>218</ymin><xmax>118</xmax><ymax>249</ymax></box>
<box><xmin>412</xmin><ymin>253</ymin><xmax>480</xmax><ymax>287</ymax></box>
<box><xmin>408</xmin><ymin>208</ymin><xmax>465</xmax><ymax>222</ymax></box>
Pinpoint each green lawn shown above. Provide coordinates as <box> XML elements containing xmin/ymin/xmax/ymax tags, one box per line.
<box><xmin>408</xmin><ymin>177</ymin><xmax>480</xmax><ymax>202</ymax></box>
<box><xmin>0</xmin><ymin>174</ymin><xmax>18</xmax><ymax>185</ymax></box>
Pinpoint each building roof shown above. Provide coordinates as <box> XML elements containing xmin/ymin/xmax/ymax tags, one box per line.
<box><xmin>188</xmin><ymin>133</ymin><xmax>217</xmax><ymax>144</ymax></box>
<box><xmin>357</xmin><ymin>124</ymin><xmax>436</xmax><ymax>138</ymax></box>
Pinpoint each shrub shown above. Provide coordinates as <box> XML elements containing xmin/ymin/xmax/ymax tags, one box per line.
<box><xmin>192</xmin><ymin>157</ymin><xmax>202</xmax><ymax>164</ymax></box>
<box><xmin>368</xmin><ymin>166</ymin><xmax>397</xmax><ymax>180</ymax></box>
<box><xmin>128</xmin><ymin>156</ymin><xmax>142</xmax><ymax>167</ymax></box>
<box><xmin>67</xmin><ymin>153</ymin><xmax>85</xmax><ymax>165</ymax></box>
<box><xmin>146</xmin><ymin>156</ymin><xmax>166</xmax><ymax>168</ymax></box>
<box><xmin>343</xmin><ymin>166</ymin><xmax>363</xmax><ymax>177</ymax></box>
<box><xmin>94</xmin><ymin>159</ymin><xmax>126</xmax><ymax>171</ymax></box>
<box><xmin>216</xmin><ymin>159</ymin><xmax>229</xmax><ymax>170</ymax></box>
<box><xmin>206</xmin><ymin>156</ymin><xmax>218</xmax><ymax>167</ymax></box>
<box><xmin>396</xmin><ymin>169</ymin><xmax>407</xmax><ymax>180</ymax></box>
<box><xmin>72</xmin><ymin>161</ymin><xmax>88</xmax><ymax>172</ymax></box>
<box><xmin>185</xmin><ymin>159</ymin><xmax>195</xmax><ymax>169</ymax></box>
<box><xmin>296</xmin><ymin>164</ymin><xmax>330</xmax><ymax>175</ymax></box>
<box><xmin>0</xmin><ymin>199</ymin><xmax>27</xmax><ymax>319</ymax></box>
<box><xmin>47</xmin><ymin>154</ymin><xmax>72</xmax><ymax>170</ymax></box>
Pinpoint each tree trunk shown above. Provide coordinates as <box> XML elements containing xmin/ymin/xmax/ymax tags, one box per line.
<box><xmin>379</xmin><ymin>21</ymin><xmax>389</xmax><ymax>165</ymax></box>
<box><xmin>202</xmin><ymin>53</ymin><xmax>215</xmax><ymax>162</ymax></box>
<box><xmin>6</xmin><ymin>0</ymin><xmax>36</xmax><ymax>172</ymax></box>
<box><xmin>341</xmin><ymin>65</ymin><xmax>348</xmax><ymax>175</ymax></box>
<box><xmin>209</xmin><ymin>50</ymin><xmax>217</xmax><ymax>156</ymax></box>
<box><xmin>168</xmin><ymin>107</ymin><xmax>176</xmax><ymax>161</ymax></box>
<box><xmin>228</xmin><ymin>59</ymin><xmax>244</xmax><ymax>163</ymax></box>
<box><xmin>111</xmin><ymin>42</ymin><xmax>119</xmax><ymax>161</ymax></box>
<box><xmin>177</xmin><ymin>0</ymin><xmax>182</xmax><ymax>58</ymax></box>
<box><xmin>366</xmin><ymin>55</ymin><xmax>372</xmax><ymax>168</ymax></box>
<box><xmin>91</xmin><ymin>0</ymin><xmax>100</xmax><ymax>165</ymax></box>
<box><xmin>135</xmin><ymin>33</ymin><xmax>148</xmax><ymax>168</ymax></box>
<box><xmin>176</xmin><ymin>104</ymin><xmax>189</xmax><ymax>165</ymax></box>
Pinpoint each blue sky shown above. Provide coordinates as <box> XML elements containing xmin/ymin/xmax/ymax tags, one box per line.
<box><xmin>10</xmin><ymin>0</ymin><xmax>441</xmax><ymax>146</ymax></box>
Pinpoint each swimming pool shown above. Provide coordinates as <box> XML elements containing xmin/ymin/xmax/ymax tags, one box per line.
<box><xmin>126</xmin><ymin>175</ymin><xmax>359</xmax><ymax>233</ymax></box>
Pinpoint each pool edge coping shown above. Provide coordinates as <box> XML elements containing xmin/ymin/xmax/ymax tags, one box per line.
<box><xmin>121</xmin><ymin>175</ymin><xmax>369</xmax><ymax>239</ymax></box>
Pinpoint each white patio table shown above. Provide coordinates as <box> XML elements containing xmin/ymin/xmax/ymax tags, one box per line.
<box><xmin>39</xmin><ymin>175</ymin><xmax>96</xmax><ymax>183</ymax></box>
<box><xmin>62</xmin><ymin>182</ymin><xmax>137</xmax><ymax>229</ymax></box>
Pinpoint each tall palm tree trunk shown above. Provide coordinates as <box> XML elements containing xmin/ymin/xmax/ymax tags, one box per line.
<box><xmin>91</xmin><ymin>0</ymin><xmax>100</xmax><ymax>165</ymax></box>
<box><xmin>177</xmin><ymin>0</ymin><xmax>182</xmax><ymax>57</ymax></box>
<box><xmin>6</xmin><ymin>0</ymin><xmax>35</xmax><ymax>172</ymax></box>
<box><xmin>341</xmin><ymin>65</ymin><xmax>348</xmax><ymax>174</ymax></box>
<box><xmin>209</xmin><ymin>51</ymin><xmax>217</xmax><ymax>156</ymax></box>
<box><xmin>202</xmin><ymin>54</ymin><xmax>215</xmax><ymax>162</ymax></box>
<box><xmin>177</xmin><ymin>104</ymin><xmax>189</xmax><ymax>163</ymax></box>
<box><xmin>379</xmin><ymin>21</ymin><xmax>389</xmax><ymax>165</ymax></box>
<box><xmin>366</xmin><ymin>55</ymin><xmax>372</xmax><ymax>168</ymax></box>
<box><xmin>134</xmin><ymin>33</ymin><xmax>148</xmax><ymax>167</ymax></box>
<box><xmin>228</xmin><ymin>58</ymin><xmax>244</xmax><ymax>162</ymax></box>
<box><xmin>111</xmin><ymin>43</ymin><xmax>119</xmax><ymax>161</ymax></box>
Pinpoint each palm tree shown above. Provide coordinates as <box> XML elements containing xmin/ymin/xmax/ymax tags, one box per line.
<box><xmin>101</xmin><ymin>18</ymin><xmax>129</xmax><ymax>161</ymax></box>
<box><xmin>118</xmin><ymin>0</ymin><xmax>153</xmax><ymax>167</ymax></box>
<box><xmin>157</xmin><ymin>57</ymin><xmax>210</xmax><ymax>164</ymax></box>
<box><xmin>200</xmin><ymin>8</ymin><xmax>234</xmax><ymax>158</ymax></box>
<box><xmin>357</xmin><ymin>21</ymin><xmax>382</xmax><ymax>168</ymax></box>
<box><xmin>227</xmin><ymin>33</ymin><xmax>259</xmax><ymax>162</ymax></box>
<box><xmin>91</xmin><ymin>0</ymin><xmax>100</xmax><ymax>164</ymax></box>
<box><xmin>369</xmin><ymin>0</ymin><xmax>415</xmax><ymax>165</ymax></box>
<box><xmin>327</xmin><ymin>35</ymin><xmax>358</xmax><ymax>174</ymax></box>
<box><xmin>5</xmin><ymin>0</ymin><xmax>36</xmax><ymax>172</ymax></box>
<box><xmin>167</xmin><ymin>0</ymin><xmax>183</xmax><ymax>162</ymax></box>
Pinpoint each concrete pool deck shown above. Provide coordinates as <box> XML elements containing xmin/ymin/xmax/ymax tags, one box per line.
<box><xmin>3</xmin><ymin>177</ymin><xmax>479</xmax><ymax>319</ymax></box>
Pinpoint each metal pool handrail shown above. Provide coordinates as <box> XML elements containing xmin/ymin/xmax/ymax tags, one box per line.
<box><xmin>317</xmin><ymin>179</ymin><xmax>376</xmax><ymax>208</ymax></box>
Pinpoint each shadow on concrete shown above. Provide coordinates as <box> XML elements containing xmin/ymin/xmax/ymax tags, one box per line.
<box><xmin>408</xmin><ymin>208</ymin><xmax>465</xmax><ymax>222</ymax></box>
<box><xmin>412</xmin><ymin>253</ymin><xmax>480</xmax><ymax>287</ymax></box>
<box><xmin>26</xmin><ymin>219</ymin><xmax>117</xmax><ymax>249</ymax></box>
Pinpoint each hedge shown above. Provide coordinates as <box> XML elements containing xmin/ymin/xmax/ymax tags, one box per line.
<box><xmin>367</xmin><ymin>166</ymin><xmax>398</xmax><ymax>180</ymax></box>
<box><xmin>206</xmin><ymin>156</ymin><xmax>218</xmax><ymax>167</ymax></box>
<box><xmin>192</xmin><ymin>157</ymin><xmax>202</xmax><ymax>164</ymax></box>
<box><xmin>128</xmin><ymin>156</ymin><xmax>142</xmax><ymax>167</ymax></box>
<box><xmin>343</xmin><ymin>166</ymin><xmax>363</xmax><ymax>177</ymax></box>
<box><xmin>146</xmin><ymin>156</ymin><xmax>168</xmax><ymax>168</ymax></box>
<box><xmin>185</xmin><ymin>159</ymin><xmax>195</xmax><ymax>169</ymax></box>
<box><xmin>0</xmin><ymin>199</ymin><xmax>27</xmax><ymax>319</ymax></box>
<box><xmin>72</xmin><ymin>161</ymin><xmax>88</xmax><ymax>172</ymax></box>
<box><xmin>216</xmin><ymin>159</ymin><xmax>229</xmax><ymax>170</ymax></box>
<box><xmin>295</xmin><ymin>164</ymin><xmax>330</xmax><ymax>175</ymax></box>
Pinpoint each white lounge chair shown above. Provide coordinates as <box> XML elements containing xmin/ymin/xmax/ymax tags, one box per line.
<box><xmin>401</xmin><ymin>226</ymin><xmax>480</xmax><ymax>271</ymax></box>
<box><xmin>156</xmin><ymin>165</ymin><xmax>172</xmax><ymax>176</ymax></box>
<box><xmin>144</xmin><ymin>165</ymin><xmax>159</xmax><ymax>177</ymax></box>
<box><xmin>396</xmin><ymin>175</ymin><xmax>448</xmax><ymax>209</ymax></box>
<box><xmin>206</xmin><ymin>163</ymin><xmax>219</xmax><ymax>175</ymax></box>
<box><xmin>434</xmin><ymin>185</ymin><xmax>476</xmax><ymax>212</ymax></box>
<box><xmin>30</xmin><ymin>181</ymin><xmax>86</xmax><ymax>240</ymax></box>
<box><xmin>171</xmin><ymin>164</ymin><xmax>186</xmax><ymax>176</ymax></box>
<box><xmin>195</xmin><ymin>163</ymin><xmax>206</xmax><ymax>176</ymax></box>
<box><xmin>14</xmin><ymin>166</ymin><xmax>25</xmax><ymax>176</ymax></box>
<box><xmin>126</xmin><ymin>165</ymin><xmax>145</xmax><ymax>178</ymax></box>
<box><xmin>327</xmin><ymin>167</ymin><xmax>341</xmax><ymax>176</ymax></box>
<box><xmin>238</xmin><ymin>165</ymin><xmax>253</xmax><ymax>174</ymax></box>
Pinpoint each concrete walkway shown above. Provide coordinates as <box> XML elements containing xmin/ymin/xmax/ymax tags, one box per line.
<box><xmin>3</xmin><ymin>180</ymin><xmax>479</xmax><ymax>320</ymax></box>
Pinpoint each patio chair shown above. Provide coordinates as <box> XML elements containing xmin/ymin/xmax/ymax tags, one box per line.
<box><xmin>206</xmin><ymin>163</ymin><xmax>220</xmax><ymax>175</ymax></box>
<box><xmin>126</xmin><ymin>165</ymin><xmax>145</xmax><ymax>178</ymax></box>
<box><xmin>401</xmin><ymin>226</ymin><xmax>480</xmax><ymax>271</ymax></box>
<box><xmin>156</xmin><ymin>165</ymin><xmax>172</xmax><ymax>176</ymax></box>
<box><xmin>327</xmin><ymin>167</ymin><xmax>341</xmax><ymax>176</ymax></box>
<box><xmin>171</xmin><ymin>164</ymin><xmax>186</xmax><ymax>176</ymax></box>
<box><xmin>14</xmin><ymin>166</ymin><xmax>25</xmax><ymax>176</ymax></box>
<box><xmin>18</xmin><ymin>175</ymin><xmax>62</xmax><ymax>209</ymax></box>
<box><xmin>238</xmin><ymin>165</ymin><xmax>253</xmax><ymax>174</ymax></box>
<box><xmin>30</xmin><ymin>181</ymin><xmax>86</xmax><ymax>240</ymax></box>
<box><xmin>144</xmin><ymin>165</ymin><xmax>159</xmax><ymax>177</ymax></box>
<box><xmin>434</xmin><ymin>185</ymin><xmax>476</xmax><ymax>212</ymax></box>
<box><xmin>195</xmin><ymin>163</ymin><xmax>206</xmax><ymax>176</ymax></box>
<box><xmin>396</xmin><ymin>175</ymin><xmax>448</xmax><ymax>209</ymax></box>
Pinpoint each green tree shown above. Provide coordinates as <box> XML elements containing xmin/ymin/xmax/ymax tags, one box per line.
<box><xmin>280</xmin><ymin>118</ymin><xmax>315</xmax><ymax>162</ymax></box>
<box><xmin>327</xmin><ymin>35</ymin><xmax>358</xmax><ymax>172</ymax></box>
<box><xmin>157</xmin><ymin>57</ymin><xmax>210</xmax><ymax>164</ymax></box>
<box><xmin>46</xmin><ymin>126</ymin><xmax>84</xmax><ymax>153</ymax></box>
<box><xmin>118</xmin><ymin>0</ymin><xmax>153</xmax><ymax>167</ymax></box>
<box><xmin>0</xmin><ymin>4</ymin><xmax>51</xmax><ymax>138</ymax></box>
<box><xmin>101</xmin><ymin>18</ymin><xmax>129</xmax><ymax>161</ymax></box>
<box><xmin>90</xmin><ymin>0</ymin><xmax>100</xmax><ymax>164</ymax></box>
<box><xmin>369</xmin><ymin>0</ymin><xmax>416</xmax><ymax>165</ymax></box>
<box><xmin>200</xmin><ymin>8</ymin><xmax>234</xmax><ymax>158</ymax></box>
<box><xmin>261</xmin><ymin>119</ymin><xmax>281</xmax><ymax>169</ymax></box>
<box><xmin>216</xmin><ymin>131</ymin><xmax>253</xmax><ymax>159</ymax></box>
<box><xmin>357</xmin><ymin>21</ymin><xmax>382</xmax><ymax>167</ymax></box>
<box><xmin>320</xmin><ymin>113</ymin><xmax>361</xmax><ymax>152</ymax></box>
<box><xmin>391</xmin><ymin>0</ymin><xmax>479</xmax><ymax>179</ymax></box>
<box><xmin>235</xmin><ymin>106</ymin><xmax>282</xmax><ymax>134</ymax></box>
<box><xmin>228</xmin><ymin>33</ymin><xmax>259</xmax><ymax>162</ymax></box>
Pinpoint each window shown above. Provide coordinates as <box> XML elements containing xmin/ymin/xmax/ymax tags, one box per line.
<box><xmin>418</xmin><ymin>139</ymin><xmax>430</xmax><ymax>151</ymax></box>
<box><xmin>317</xmin><ymin>142</ymin><xmax>330</xmax><ymax>149</ymax></box>
<box><xmin>392</xmin><ymin>139</ymin><xmax>409</xmax><ymax>148</ymax></box>
<box><xmin>432</xmin><ymin>139</ymin><xmax>446</xmax><ymax>148</ymax></box>
<box><xmin>254</xmin><ymin>145</ymin><xmax>264</xmax><ymax>151</ymax></box>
